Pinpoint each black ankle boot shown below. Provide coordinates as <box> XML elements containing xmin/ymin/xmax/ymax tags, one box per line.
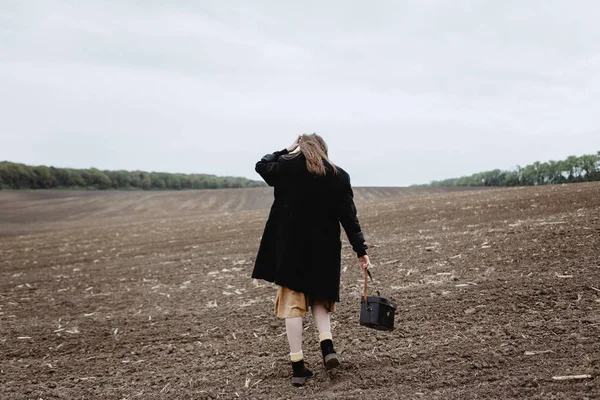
<box><xmin>291</xmin><ymin>359</ymin><xmax>313</xmax><ymax>387</ymax></box>
<box><xmin>320</xmin><ymin>339</ymin><xmax>340</xmax><ymax>371</ymax></box>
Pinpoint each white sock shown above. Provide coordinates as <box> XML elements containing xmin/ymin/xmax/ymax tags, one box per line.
<box><xmin>290</xmin><ymin>350</ymin><xmax>304</xmax><ymax>362</ymax></box>
<box><xmin>285</xmin><ymin>317</ymin><xmax>303</xmax><ymax>355</ymax></box>
<box><xmin>312</xmin><ymin>304</ymin><xmax>332</xmax><ymax>341</ymax></box>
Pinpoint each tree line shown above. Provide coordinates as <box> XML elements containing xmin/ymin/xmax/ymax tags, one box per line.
<box><xmin>0</xmin><ymin>161</ymin><xmax>266</xmax><ymax>190</ymax></box>
<box><xmin>425</xmin><ymin>152</ymin><xmax>600</xmax><ymax>187</ymax></box>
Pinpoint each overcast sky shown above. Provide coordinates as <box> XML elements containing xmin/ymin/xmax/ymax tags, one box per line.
<box><xmin>1</xmin><ymin>1</ymin><xmax>599</xmax><ymax>186</ymax></box>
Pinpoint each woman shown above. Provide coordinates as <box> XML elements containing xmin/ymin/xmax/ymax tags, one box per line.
<box><xmin>252</xmin><ymin>134</ymin><xmax>371</xmax><ymax>387</ymax></box>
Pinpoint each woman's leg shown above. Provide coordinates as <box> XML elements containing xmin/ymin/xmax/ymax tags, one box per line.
<box><xmin>285</xmin><ymin>316</ymin><xmax>313</xmax><ymax>386</ymax></box>
<box><xmin>276</xmin><ymin>287</ymin><xmax>313</xmax><ymax>386</ymax></box>
<box><xmin>311</xmin><ymin>304</ymin><xmax>332</xmax><ymax>340</ymax></box>
<box><xmin>285</xmin><ymin>316</ymin><xmax>304</xmax><ymax>359</ymax></box>
<box><xmin>311</xmin><ymin>303</ymin><xmax>339</xmax><ymax>370</ymax></box>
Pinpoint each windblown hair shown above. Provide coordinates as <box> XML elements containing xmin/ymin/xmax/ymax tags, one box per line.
<box><xmin>286</xmin><ymin>133</ymin><xmax>338</xmax><ymax>176</ymax></box>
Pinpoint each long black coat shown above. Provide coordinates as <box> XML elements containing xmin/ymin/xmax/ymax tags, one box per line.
<box><xmin>251</xmin><ymin>148</ymin><xmax>368</xmax><ymax>303</ymax></box>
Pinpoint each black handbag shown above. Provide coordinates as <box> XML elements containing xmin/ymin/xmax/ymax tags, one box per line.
<box><xmin>359</xmin><ymin>269</ymin><xmax>397</xmax><ymax>331</ymax></box>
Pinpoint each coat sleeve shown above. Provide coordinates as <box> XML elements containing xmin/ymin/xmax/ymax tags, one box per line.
<box><xmin>338</xmin><ymin>173</ymin><xmax>368</xmax><ymax>257</ymax></box>
<box><xmin>255</xmin><ymin>148</ymin><xmax>289</xmax><ymax>186</ymax></box>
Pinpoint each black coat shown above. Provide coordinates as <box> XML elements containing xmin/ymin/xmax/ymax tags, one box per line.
<box><xmin>251</xmin><ymin>148</ymin><xmax>368</xmax><ymax>303</ymax></box>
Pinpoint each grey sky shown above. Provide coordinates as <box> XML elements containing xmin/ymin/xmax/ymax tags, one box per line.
<box><xmin>1</xmin><ymin>1</ymin><xmax>599</xmax><ymax>186</ymax></box>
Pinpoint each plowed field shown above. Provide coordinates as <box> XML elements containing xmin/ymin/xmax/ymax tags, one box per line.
<box><xmin>1</xmin><ymin>184</ymin><xmax>599</xmax><ymax>399</ymax></box>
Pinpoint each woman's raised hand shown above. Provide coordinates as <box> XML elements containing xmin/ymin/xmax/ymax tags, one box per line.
<box><xmin>286</xmin><ymin>135</ymin><xmax>302</xmax><ymax>153</ymax></box>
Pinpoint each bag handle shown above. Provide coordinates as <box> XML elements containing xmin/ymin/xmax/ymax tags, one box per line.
<box><xmin>363</xmin><ymin>268</ymin><xmax>380</xmax><ymax>305</ymax></box>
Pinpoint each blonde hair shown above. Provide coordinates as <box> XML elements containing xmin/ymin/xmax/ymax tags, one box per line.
<box><xmin>295</xmin><ymin>133</ymin><xmax>338</xmax><ymax>176</ymax></box>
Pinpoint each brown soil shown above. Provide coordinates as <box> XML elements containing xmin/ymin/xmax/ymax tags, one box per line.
<box><xmin>0</xmin><ymin>187</ymin><xmax>480</xmax><ymax>236</ymax></box>
<box><xmin>0</xmin><ymin>183</ymin><xmax>599</xmax><ymax>399</ymax></box>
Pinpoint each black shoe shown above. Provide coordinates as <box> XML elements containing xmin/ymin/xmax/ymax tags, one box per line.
<box><xmin>320</xmin><ymin>339</ymin><xmax>340</xmax><ymax>371</ymax></box>
<box><xmin>291</xmin><ymin>360</ymin><xmax>313</xmax><ymax>387</ymax></box>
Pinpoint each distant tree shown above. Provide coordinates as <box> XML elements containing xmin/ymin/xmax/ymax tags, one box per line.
<box><xmin>32</xmin><ymin>166</ymin><xmax>53</xmax><ymax>188</ymax></box>
<box><xmin>78</xmin><ymin>170</ymin><xmax>92</xmax><ymax>187</ymax></box>
<box><xmin>0</xmin><ymin>162</ymin><xmax>32</xmax><ymax>188</ymax></box>
<box><xmin>425</xmin><ymin>151</ymin><xmax>600</xmax><ymax>188</ymax></box>
<box><xmin>504</xmin><ymin>170</ymin><xmax>520</xmax><ymax>186</ymax></box>
<box><xmin>593</xmin><ymin>152</ymin><xmax>600</xmax><ymax>180</ymax></box>
<box><xmin>564</xmin><ymin>155</ymin><xmax>581</xmax><ymax>180</ymax></box>
<box><xmin>70</xmin><ymin>170</ymin><xmax>86</xmax><ymax>186</ymax></box>
<box><xmin>0</xmin><ymin>161</ymin><xmax>266</xmax><ymax>190</ymax></box>
<box><xmin>106</xmin><ymin>170</ymin><xmax>131</xmax><ymax>189</ymax></box>
<box><xmin>130</xmin><ymin>171</ymin><xmax>143</xmax><ymax>188</ymax></box>
<box><xmin>151</xmin><ymin>173</ymin><xmax>166</xmax><ymax>189</ymax></box>
<box><xmin>545</xmin><ymin>160</ymin><xmax>562</xmax><ymax>184</ymax></box>
<box><xmin>205</xmin><ymin>176</ymin><xmax>218</xmax><ymax>189</ymax></box>
<box><xmin>179</xmin><ymin>175</ymin><xmax>191</xmax><ymax>189</ymax></box>
<box><xmin>55</xmin><ymin>168</ymin><xmax>70</xmax><ymax>187</ymax></box>
<box><xmin>189</xmin><ymin>176</ymin><xmax>201</xmax><ymax>189</ymax></box>
<box><xmin>105</xmin><ymin>171</ymin><xmax>119</xmax><ymax>189</ymax></box>
<box><xmin>88</xmin><ymin>169</ymin><xmax>111</xmax><ymax>189</ymax></box>
<box><xmin>169</xmin><ymin>175</ymin><xmax>182</xmax><ymax>190</ymax></box>
<box><xmin>519</xmin><ymin>164</ymin><xmax>535</xmax><ymax>185</ymax></box>
<box><xmin>140</xmin><ymin>173</ymin><xmax>152</xmax><ymax>190</ymax></box>
<box><xmin>579</xmin><ymin>154</ymin><xmax>598</xmax><ymax>180</ymax></box>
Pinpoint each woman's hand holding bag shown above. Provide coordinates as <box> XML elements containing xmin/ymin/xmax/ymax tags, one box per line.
<box><xmin>359</xmin><ymin>255</ymin><xmax>371</xmax><ymax>271</ymax></box>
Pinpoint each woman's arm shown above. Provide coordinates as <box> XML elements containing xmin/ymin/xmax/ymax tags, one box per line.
<box><xmin>338</xmin><ymin>174</ymin><xmax>368</xmax><ymax>257</ymax></box>
<box><xmin>255</xmin><ymin>136</ymin><xmax>302</xmax><ymax>187</ymax></box>
<box><xmin>255</xmin><ymin>148</ymin><xmax>289</xmax><ymax>186</ymax></box>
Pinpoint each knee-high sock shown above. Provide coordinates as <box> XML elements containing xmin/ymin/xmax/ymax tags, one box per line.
<box><xmin>285</xmin><ymin>317</ymin><xmax>303</xmax><ymax>356</ymax></box>
<box><xmin>312</xmin><ymin>304</ymin><xmax>332</xmax><ymax>341</ymax></box>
